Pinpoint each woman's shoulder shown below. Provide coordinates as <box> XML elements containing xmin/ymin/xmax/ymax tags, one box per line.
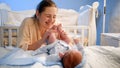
<box><xmin>23</xmin><ymin>17</ymin><xmax>34</xmax><ymax>23</ymax></box>
<box><xmin>22</xmin><ymin>17</ymin><xmax>35</xmax><ymax>25</ymax></box>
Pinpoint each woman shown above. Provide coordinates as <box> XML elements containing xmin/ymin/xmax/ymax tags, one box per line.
<box><xmin>19</xmin><ymin>0</ymin><xmax>58</xmax><ymax>50</ymax></box>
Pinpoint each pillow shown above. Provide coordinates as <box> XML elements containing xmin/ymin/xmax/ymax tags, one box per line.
<box><xmin>56</xmin><ymin>9</ymin><xmax>79</xmax><ymax>26</ymax></box>
<box><xmin>4</xmin><ymin>10</ymin><xmax>35</xmax><ymax>26</ymax></box>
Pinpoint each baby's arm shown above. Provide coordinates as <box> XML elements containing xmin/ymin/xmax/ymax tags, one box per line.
<box><xmin>57</xmin><ymin>24</ymin><xmax>72</xmax><ymax>44</ymax></box>
<box><xmin>74</xmin><ymin>39</ymin><xmax>84</xmax><ymax>52</ymax></box>
<box><xmin>32</xmin><ymin>43</ymin><xmax>55</xmax><ymax>56</ymax></box>
<box><xmin>31</xmin><ymin>46</ymin><xmax>48</xmax><ymax>56</ymax></box>
<box><xmin>45</xmin><ymin>54</ymin><xmax>61</xmax><ymax>65</ymax></box>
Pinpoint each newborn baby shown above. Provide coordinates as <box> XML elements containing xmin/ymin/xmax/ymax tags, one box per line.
<box><xmin>60</xmin><ymin>50</ymin><xmax>83</xmax><ymax>68</ymax></box>
<box><xmin>32</xmin><ymin>24</ymin><xmax>84</xmax><ymax>67</ymax></box>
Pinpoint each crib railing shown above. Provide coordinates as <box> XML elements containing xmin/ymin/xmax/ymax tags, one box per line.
<box><xmin>63</xmin><ymin>26</ymin><xmax>89</xmax><ymax>46</ymax></box>
<box><xmin>0</xmin><ymin>26</ymin><xmax>19</xmax><ymax>47</ymax></box>
<box><xmin>0</xmin><ymin>25</ymin><xmax>89</xmax><ymax>47</ymax></box>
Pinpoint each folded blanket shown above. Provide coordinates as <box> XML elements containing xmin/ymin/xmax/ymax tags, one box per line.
<box><xmin>0</xmin><ymin>48</ymin><xmax>36</xmax><ymax>65</ymax></box>
<box><xmin>0</xmin><ymin>48</ymin><xmax>62</xmax><ymax>66</ymax></box>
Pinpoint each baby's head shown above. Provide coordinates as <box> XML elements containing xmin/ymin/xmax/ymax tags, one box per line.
<box><xmin>61</xmin><ymin>50</ymin><xmax>82</xmax><ymax>68</ymax></box>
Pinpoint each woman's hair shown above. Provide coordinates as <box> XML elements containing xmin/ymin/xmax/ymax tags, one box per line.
<box><xmin>61</xmin><ymin>50</ymin><xmax>82</xmax><ymax>68</ymax></box>
<box><xmin>34</xmin><ymin>0</ymin><xmax>57</xmax><ymax>18</ymax></box>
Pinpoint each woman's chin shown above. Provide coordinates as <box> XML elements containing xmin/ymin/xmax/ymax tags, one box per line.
<box><xmin>44</xmin><ymin>26</ymin><xmax>51</xmax><ymax>29</ymax></box>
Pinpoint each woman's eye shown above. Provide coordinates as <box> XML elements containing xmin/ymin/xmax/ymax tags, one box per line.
<box><xmin>46</xmin><ymin>16</ymin><xmax>50</xmax><ymax>18</ymax></box>
<box><xmin>53</xmin><ymin>16</ymin><xmax>56</xmax><ymax>19</ymax></box>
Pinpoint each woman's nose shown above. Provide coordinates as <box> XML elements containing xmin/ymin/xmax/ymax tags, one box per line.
<box><xmin>49</xmin><ymin>17</ymin><xmax>54</xmax><ymax>23</ymax></box>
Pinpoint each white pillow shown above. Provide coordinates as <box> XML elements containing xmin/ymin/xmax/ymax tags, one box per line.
<box><xmin>4</xmin><ymin>10</ymin><xmax>35</xmax><ymax>26</ymax></box>
<box><xmin>56</xmin><ymin>9</ymin><xmax>79</xmax><ymax>26</ymax></box>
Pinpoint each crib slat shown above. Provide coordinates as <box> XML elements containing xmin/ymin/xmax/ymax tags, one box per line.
<box><xmin>63</xmin><ymin>26</ymin><xmax>89</xmax><ymax>46</ymax></box>
<box><xmin>8</xmin><ymin>29</ymin><xmax>12</xmax><ymax>46</ymax></box>
<box><xmin>0</xmin><ymin>26</ymin><xmax>19</xmax><ymax>47</ymax></box>
<box><xmin>0</xmin><ymin>25</ymin><xmax>89</xmax><ymax>47</ymax></box>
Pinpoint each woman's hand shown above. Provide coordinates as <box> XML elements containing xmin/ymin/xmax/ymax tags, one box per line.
<box><xmin>42</xmin><ymin>28</ymin><xmax>58</xmax><ymax>43</ymax></box>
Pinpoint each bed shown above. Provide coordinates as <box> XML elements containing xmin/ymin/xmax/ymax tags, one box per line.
<box><xmin>0</xmin><ymin>2</ymin><xmax>120</xmax><ymax>68</ymax></box>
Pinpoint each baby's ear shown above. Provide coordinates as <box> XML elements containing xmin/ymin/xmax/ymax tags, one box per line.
<box><xmin>59</xmin><ymin>52</ymin><xmax>64</xmax><ymax>59</ymax></box>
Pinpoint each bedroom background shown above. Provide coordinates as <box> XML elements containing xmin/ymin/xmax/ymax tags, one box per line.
<box><xmin>0</xmin><ymin>0</ymin><xmax>120</xmax><ymax>45</ymax></box>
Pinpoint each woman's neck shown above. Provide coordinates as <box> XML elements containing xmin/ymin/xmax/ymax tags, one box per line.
<box><xmin>38</xmin><ymin>22</ymin><xmax>47</xmax><ymax>37</ymax></box>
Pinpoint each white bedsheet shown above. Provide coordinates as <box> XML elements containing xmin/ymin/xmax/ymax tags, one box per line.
<box><xmin>0</xmin><ymin>46</ymin><xmax>120</xmax><ymax>68</ymax></box>
<box><xmin>0</xmin><ymin>48</ymin><xmax>61</xmax><ymax>68</ymax></box>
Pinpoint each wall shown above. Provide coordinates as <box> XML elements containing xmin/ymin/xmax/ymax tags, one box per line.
<box><xmin>108</xmin><ymin>0</ymin><xmax>120</xmax><ymax>33</ymax></box>
<box><xmin>0</xmin><ymin>0</ymin><xmax>96</xmax><ymax>11</ymax></box>
<box><xmin>97</xmin><ymin>0</ymin><xmax>120</xmax><ymax>45</ymax></box>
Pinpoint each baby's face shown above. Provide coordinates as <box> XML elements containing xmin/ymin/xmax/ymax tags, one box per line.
<box><xmin>62</xmin><ymin>50</ymin><xmax>82</xmax><ymax>68</ymax></box>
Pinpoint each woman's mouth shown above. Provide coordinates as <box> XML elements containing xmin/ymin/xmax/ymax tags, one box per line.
<box><xmin>45</xmin><ymin>22</ymin><xmax>51</xmax><ymax>28</ymax></box>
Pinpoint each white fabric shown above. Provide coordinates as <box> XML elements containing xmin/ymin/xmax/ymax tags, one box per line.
<box><xmin>5</xmin><ymin>10</ymin><xmax>35</xmax><ymax>26</ymax></box>
<box><xmin>78</xmin><ymin>5</ymin><xmax>92</xmax><ymax>37</ymax></box>
<box><xmin>0</xmin><ymin>8</ymin><xmax>78</xmax><ymax>26</ymax></box>
<box><xmin>78</xmin><ymin>2</ymin><xmax>99</xmax><ymax>45</ymax></box>
<box><xmin>0</xmin><ymin>3</ymin><xmax>11</xmax><ymax>11</ymax></box>
<box><xmin>0</xmin><ymin>46</ymin><xmax>120</xmax><ymax>68</ymax></box>
<box><xmin>56</xmin><ymin>9</ymin><xmax>79</xmax><ymax>26</ymax></box>
<box><xmin>32</xmin><ymin>40</ymin><xmax>70</xmax><ymax>55</ymax></box>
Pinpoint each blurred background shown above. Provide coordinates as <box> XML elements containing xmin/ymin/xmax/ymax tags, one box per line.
<box><xmin>0</xmin><ymin>0</ymin><xmax>120</xmax><ymax>45</ymax></box>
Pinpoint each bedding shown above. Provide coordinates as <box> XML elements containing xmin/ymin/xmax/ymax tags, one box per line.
<box><xmin>0</xmin><ymin>40</ymin><xmax>85</xmax><ymax>67</ymax></box>
<box><xmin>0</xmin><ymin>46</ymin><xmax>120</xmax><ymax>68</ymax></box>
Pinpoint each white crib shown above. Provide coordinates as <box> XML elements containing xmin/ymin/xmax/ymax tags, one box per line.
<box><xmin>0</xmin><ymin>26</ymin><xmax>19</xmax><ymax>47</ymax></box>
<box><xmin>0</xmin><ymin>2</ymin><xmax>99</xmax><ymax>47</ymax></box>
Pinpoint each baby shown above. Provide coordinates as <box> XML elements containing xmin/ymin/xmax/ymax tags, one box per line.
<box><xmin>32</xmin><ymin>24</ymin><xmax>84</xmax><ymax>68</ymax></box>
<box><xmin>47</xmin><ymin>24</ymin><xmax>72</xmax><ymax>45</ymax></box>
<box><xmin>60</xmin><ymin>50</ymin><xmax>83</xmax><ymax>68</ymax></box>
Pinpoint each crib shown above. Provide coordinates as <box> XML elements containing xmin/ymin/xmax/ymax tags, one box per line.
<box><xmin>0</xmin><ymin>2</ymin><xmax>98</xmax><ymax>47</ymax></box>
<box><xmin>0</xmin><ymin>26</ymin><xmax>19</xmax><ymax>47</ymax></box>
<box><xmin>0</xmin><ymin>25</ymin><xmax>89</xmax><ymax>47</ymax></box>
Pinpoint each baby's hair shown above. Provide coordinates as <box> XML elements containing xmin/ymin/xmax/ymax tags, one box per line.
<box><xmin>61</xmin><ymin>50</ymin><xmax>82</xmax><ymax>68</ymax></box>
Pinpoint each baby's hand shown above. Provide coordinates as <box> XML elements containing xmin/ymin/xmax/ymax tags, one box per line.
<box><xmin>73</xmin><ymin>38</ymin><xmax>80</xmax><ymax>44</ymax></box>
<box><xmin>59</xmin><ymin>52</ymin><xmax>64</xmax><ymax>59</ymax></box>
<box><xmin>57</xmin><ymin>24</ymin><xmax>62</xmax><ymax>33</ymax></box>
<box><xmin>51</xmin><ymin>25</ymin><xmax>58</xmax><ymax>30</ymax></box>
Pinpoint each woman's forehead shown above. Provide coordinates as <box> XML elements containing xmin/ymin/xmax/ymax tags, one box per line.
<box><xmin>43</xmin><ymin>7</ymin><xmax>57</xmax><ymax>14</ymax></box>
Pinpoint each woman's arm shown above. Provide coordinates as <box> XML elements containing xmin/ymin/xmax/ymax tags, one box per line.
<box><xmin>28</xmin><ymin>39</ymin><xmax>45</xmax><ymax>50</ymax></box>
<box><xmin>28</xmin><ymin>30</ymin><xmax>52</xmax><ymax>50</ymax></box>
<box><xmin>19</xmin><ymin>18</ymin><xmax>48</xmax><ymax>50</ymax></box>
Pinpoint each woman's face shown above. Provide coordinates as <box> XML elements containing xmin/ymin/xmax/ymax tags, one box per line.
<box><xmin>37</xmin><ymin>7</ymin><xmax>57</xmax><ymax>29</ymax></box>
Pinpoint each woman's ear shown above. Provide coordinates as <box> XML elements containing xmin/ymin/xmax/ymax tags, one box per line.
<box><xmin>36</xmin><ymin>10</ymin><xmax>39</xmax><ymax>19</ymax></box>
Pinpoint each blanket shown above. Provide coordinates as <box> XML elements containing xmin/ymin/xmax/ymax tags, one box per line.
<box><xmin>0</xmin><ymin>46</ymin><xmax>120</xmax><ymax>68</ymax></box>
<box><xmin>0</xmin><ymin>40</ymin><xmax>85</xmax><ymax>67</ymax></box>
<box><xmin>83</xmin><ymin>46</ymin><xmax>120</xmax><ymax>68</ymax></box>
